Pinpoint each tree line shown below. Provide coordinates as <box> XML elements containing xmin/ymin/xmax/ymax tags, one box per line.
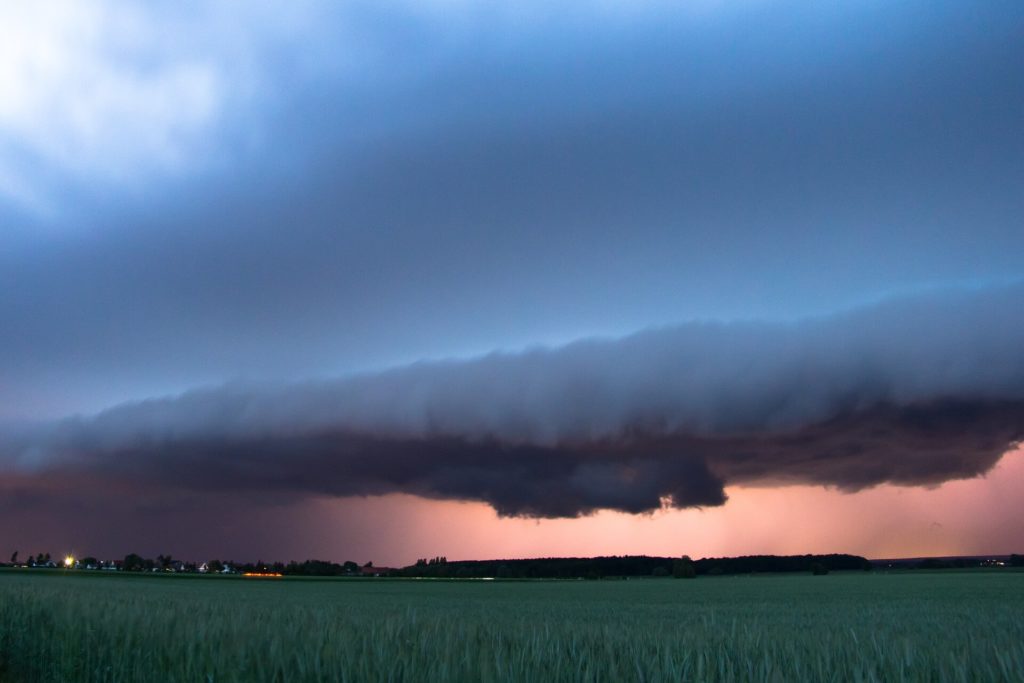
<box><xmin>8</xmin><ymin>551</ymin><xmax>1022</xmax><ymax>576</ymax></box>
<box><xmin>392</xmin><ymin>554</ymin><xmax>873</xmax><ymax>579</ymax></box>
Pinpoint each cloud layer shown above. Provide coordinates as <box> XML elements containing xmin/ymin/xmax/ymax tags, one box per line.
<box><xmin>3</xmin><ymin>1</ymin><xmax>1022</xmax><ymax>423</ymax></box>
<box><xmin>4</xmin><ymin>284</ymin><xmax>1022</xmax><ymax>517</ymax></box>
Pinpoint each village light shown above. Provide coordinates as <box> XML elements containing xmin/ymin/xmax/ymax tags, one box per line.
<box><xmin>64</xmin><ymin>555</ymin><xmax>75</xmax><ymax>568</ymax></box>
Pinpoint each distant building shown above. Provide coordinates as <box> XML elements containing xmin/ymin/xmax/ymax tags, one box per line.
<box><xmin>359</xmin><ymin>566</ymin><xmax>396</xmax><ymax>577</ymax></box>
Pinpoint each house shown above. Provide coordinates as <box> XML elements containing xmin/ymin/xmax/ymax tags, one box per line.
<box><xmin>359</xmin><ymin>565</ymin><xmax>396</xmax><ymax>577</ymax></box>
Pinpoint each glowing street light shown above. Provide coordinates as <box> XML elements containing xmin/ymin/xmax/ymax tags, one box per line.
<box><xmin>64</xmin><ymin>555</ymin><xmax>75</xmax><ymax>568</ymax></box>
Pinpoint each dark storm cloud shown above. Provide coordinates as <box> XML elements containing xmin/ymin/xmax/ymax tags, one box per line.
<box><xmin>3</xmin><ymin>285</ymin><xmax>1022</xmax><ymax>516</ymax></box>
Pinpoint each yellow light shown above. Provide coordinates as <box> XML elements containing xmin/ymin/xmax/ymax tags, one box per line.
<box><xmin>64</xmin><ymin>555</ymin><xmax>75</xmax><ymax>568</ymax></box>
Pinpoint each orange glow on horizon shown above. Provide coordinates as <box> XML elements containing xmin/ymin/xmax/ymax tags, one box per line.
<box><xmin>309</xmin><ymin>446</ymin><xmax>1024</xmax><ymax>566</ymax></box>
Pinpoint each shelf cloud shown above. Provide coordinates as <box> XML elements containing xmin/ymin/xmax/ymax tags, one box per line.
<box><xmin>4</xmin><ymin>283</ymin><xmax>1022</xmax><ymax>517</ymax></box>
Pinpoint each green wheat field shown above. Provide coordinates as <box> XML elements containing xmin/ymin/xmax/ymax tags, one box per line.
<box><xmin>1</xmin><ymin>569</ymin><xmax>1022</xmax><ymax>682</ymax></box>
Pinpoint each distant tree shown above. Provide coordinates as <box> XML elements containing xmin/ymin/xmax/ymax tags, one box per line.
<box><xmin>10</xmin><ymin>551</ymin><xmax>17</xmax><ymax>565</ymax></box>
<box><xmin>811</xmin><ymin>562</ymin><xmax>829</xmax><ymax>576</ymax></box>
<box><xmin>364</xmin><ymin>561</ymin><xmax>373</xmax><ymax>568</ymax></box>
<box><xmin>80</xmin><ymin>557</ymin><xmax>98</xmax><ymax>568</ymax></box>
<box><xmin>208</xmin><ymin>560</ymin><xmax>225</xmax><ymax>573</ymax></box>
<box><xmin>123</xmin><ymin>553</ymin><xmax>147</xmax><ymax>572</ymax></box>
<box><xmin>343</xmin><ymin>561</ymin><xmax>359</xmax><ymax>573</ymax></box>
<box><xmin>673</xmin><ymin>556</ymin><xmax>697</xmax><ymax>579</ymax></box>
<box><xmin>651</xmin><ymin>566</ymin><xmax>669</xmax><ymax>577</ymax></box>
<box><xmin>1010</xmin><ymin>554</ymin><xmax>1024</xmax><ymax>568</ymax></box>
<box><xmin>157</xmin><ymin>554</ymin><xmax>174</xmax><ymax>570</ymax></box>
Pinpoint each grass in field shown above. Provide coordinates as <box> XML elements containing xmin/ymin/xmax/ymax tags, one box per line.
<box><xmin>1</xmin><ymin>569</ymin><xmax>1022</xmax><ymax>682</ymax></box>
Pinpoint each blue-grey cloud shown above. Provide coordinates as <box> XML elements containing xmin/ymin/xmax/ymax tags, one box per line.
<box><xmin>4</xmin><ymin>284</ymin><xmax>1022</xmax><ymax>516</ymax></box>
<box><xmin>2</xmin><ymin>0</ymin><xmax>1023</xmax><ymax>420</ymax></box>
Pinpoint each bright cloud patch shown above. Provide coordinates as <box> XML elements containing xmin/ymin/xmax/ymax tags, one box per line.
<box><xmin>0</xmin><ymin>1</ymin><xmax>228</xmax><ymax>209</ymax></box>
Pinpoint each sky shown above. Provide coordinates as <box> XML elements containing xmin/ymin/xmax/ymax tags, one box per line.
<box><xmin>1</xmin><ymin>0</ymin><xmax>1022</xmax><ymax>566</ymax></box>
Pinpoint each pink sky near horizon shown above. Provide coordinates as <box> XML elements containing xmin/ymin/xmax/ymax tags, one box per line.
<box><xmin>3</xmin><ymin>449</ymin><xmax>1020</xmax><ymax>567</ymax></box>
<box><xmin>306</xmin><ymin>445</ymin><xmax>1024</xmax><ymax>567</ymax></box>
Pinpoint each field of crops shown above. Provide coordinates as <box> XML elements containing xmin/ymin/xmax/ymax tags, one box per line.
<box><xmin>1</xmin><ymin>569</ymin><xmax>1022</xmax><ymax>682</ymax></box>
